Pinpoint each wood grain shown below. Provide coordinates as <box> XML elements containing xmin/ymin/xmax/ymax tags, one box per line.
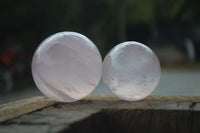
<box><xmin>0</xmin><ymin>95</ymin><xmax>200</xmax><ymax>133</ymax></box>
<box><xmin>0</xmin><ymin>96</ymin><xmax>58</xmax><ymax>122</ymax></box>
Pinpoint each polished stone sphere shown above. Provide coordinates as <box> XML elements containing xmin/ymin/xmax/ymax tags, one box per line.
<box><xmin>102</xmin><ymin>41</ymin><xmax>161</xmax><ymax>101</ymax></box>
<box><xmin>32</xmin><ymin>32</ymin><xmax>102</xmax><ymax>102</ymax></box>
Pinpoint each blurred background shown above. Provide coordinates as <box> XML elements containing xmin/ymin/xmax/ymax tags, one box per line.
<box><xmin>0</xmin><ymin>0</ymin><xmax>200</xmax><ymax>104</ymax></box>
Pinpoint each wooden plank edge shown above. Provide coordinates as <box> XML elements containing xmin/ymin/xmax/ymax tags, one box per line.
<box><xmin>84</xmin><ymin>95</ymin><xmax>200</xmax><ymax>103</ymax></box>
<box><xmin>0</xmin><ymin>96</ymin><xmax>58</xmax><ymax>123</ymax></box>
<box><xmin>1</xmin><ymin>95</ymin><xmax>200</xmax><ymax>123</ymax></box>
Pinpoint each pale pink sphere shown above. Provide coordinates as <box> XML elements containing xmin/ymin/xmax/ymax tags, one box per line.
<box><xmin>102</xmin><ymin>41</ymin><xmax>161</xmax><ymax>101</ymax></box>
<box><xmin>32</xmin><ymin>32</ymin><xmax>102</xmax><ymax>102</ymax></box>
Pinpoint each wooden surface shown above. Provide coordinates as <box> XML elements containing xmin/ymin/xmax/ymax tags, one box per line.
<box><xmin>0</xmin><ymin>96</ymin><xmax>58</xmax><ymax>122</ymax></box>
<box><xmin>0</xmin><ymin>95</ymin><xmax>200</xmax><ymax>133</ymax></box>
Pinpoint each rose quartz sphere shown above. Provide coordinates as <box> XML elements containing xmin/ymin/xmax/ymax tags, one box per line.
<box><xmin>102</xmin><ymin>41</ymin><xmax>161</xmax><ymax>101</ymax></box>
<box><xmin>32</xmin><ymin>32</ymin><xmax>102</xmax><ymax>102</ymax></box>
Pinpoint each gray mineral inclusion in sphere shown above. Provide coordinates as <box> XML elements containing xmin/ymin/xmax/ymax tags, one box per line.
<box><xmin>102</xmin><ymin>41</ymin><xmax>161</xmax><ymax>101</ymax></box>
<box><xmin>32</xmin><ymin>32</ymin><xmax>102</xmax><ymax>102</ymax></box>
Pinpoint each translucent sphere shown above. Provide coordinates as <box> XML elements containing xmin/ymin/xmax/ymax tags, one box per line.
<box><xmin>32</xmin><ymin>32</ymin><xmax>102</xmax><ymax>102</ymax></box>
<box><xmin>102</xmin><ymin>41</ymin><xmax>161</xmax><ymax>101</ymax></box>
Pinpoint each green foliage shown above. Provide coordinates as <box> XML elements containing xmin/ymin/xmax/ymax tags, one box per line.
<box><xmin>0</xmin><ymin>0</ymin><xmax>199</xmax><ymax>55</ymax></box>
